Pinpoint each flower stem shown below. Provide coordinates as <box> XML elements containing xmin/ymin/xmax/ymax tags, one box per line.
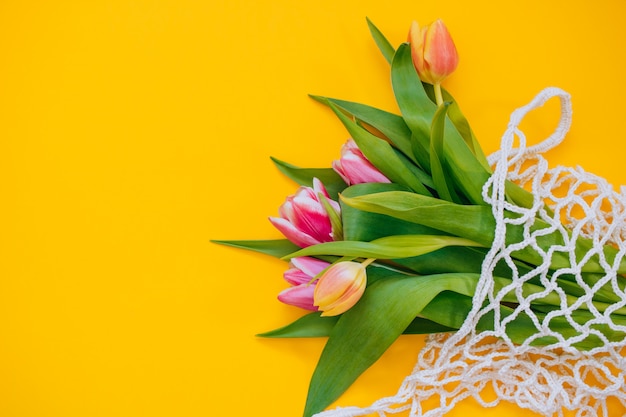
<box><xmin>434</xmin><ymin>83</ymin><xmax>444</xmax><ymax>106</ymax></box>
<box><xmin>362</xmin><ymin>258</ymin><xmax>376</xmax><ymax>268</ymax></box>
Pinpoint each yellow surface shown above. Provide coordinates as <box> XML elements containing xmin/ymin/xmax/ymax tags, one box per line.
<box><xmin>1</xmin><ymin>1</ymin><xmax>625</xmax><ymax>416</ymax></box>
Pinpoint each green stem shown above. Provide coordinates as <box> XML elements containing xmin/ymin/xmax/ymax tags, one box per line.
<box><xmin>434</xmin><ymin>83</ymin><xmax>444</xmax><ymax>106</ymax></box>
<box><xmin>362</xmin><ymin>258</ymin><xmax>376</xmax><ymax>268</ymax></box>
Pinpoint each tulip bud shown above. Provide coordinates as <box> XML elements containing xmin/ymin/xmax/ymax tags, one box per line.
<box><xmin>269</xmin><ymin>178</ymin><xmax>341</xmax><ymax>248</ymax></box>
<box><xmin>408</xmin><ymin>19</ymin><xmax>459</xmax><ymax>85</ymax></box>
<box><xmin>314</xmin><ymin>259</ymin><xmax>373</xmax><ymax>317</ymax></box>
<box><xmin>332</xmin><ymin>139</ymin><xmax>391</xmax><ymax>186</ymax></box>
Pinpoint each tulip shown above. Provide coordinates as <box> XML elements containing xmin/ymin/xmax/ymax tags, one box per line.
<box><xmin>332</xmin><ymin>139</ymin><xmax>391</xmax><ymax>186</ymax></box>
<box><xmin>269</xmin><ymin>178</ymin><xmax>340</xmax><ymax>248</ymax></box>
<box><xmin>408</xmin><ymin>19</ymin><xmax>458</xmax><ymax>105</ymax></box>
<box><xmin>314</xmin><ymin>259</ymin><xmax>374</xmax><ymax>317</ymax></box>
<box><xmin>278</xmin><ymin>257</ymin><xmax>330</xmax><ymax>311</ymax></box>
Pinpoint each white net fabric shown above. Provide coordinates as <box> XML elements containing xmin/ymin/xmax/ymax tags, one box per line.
<box><xmin>315</xmin><ymin>87</ymin><xmax>626</xmax><ymax>417</ymax></box>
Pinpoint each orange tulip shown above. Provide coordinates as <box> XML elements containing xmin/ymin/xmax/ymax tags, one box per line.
<box><xmin>313</xmin><ymin>260</ymin><xmax>373</xmax><ymax>316</ymax></box>
<box><xmin>408</xmin><ymin>19</ymin><xmax>459</xmax><ymax>85</ymax></box>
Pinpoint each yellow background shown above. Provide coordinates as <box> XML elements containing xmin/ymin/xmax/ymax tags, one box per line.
<box><xmin>1</xmin><ymin>1</ymin><xmax>625</xmax><ymax>416</ymax></box>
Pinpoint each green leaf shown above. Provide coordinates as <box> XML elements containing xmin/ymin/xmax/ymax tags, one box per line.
<box><xmin>390</xmin><ymin>43</ymin><xmax>434</xmax><ymax>142</ymax></box>
<box><xmin>404</xmin><ymin>316</ymin><xmax>457</xmax><ymax>334</ymax></box>
<box><xmin>366</xmin><ymin>17</ymin><xmax>395</xmax><ymax>64</ymax></box>
<box><xmin>211</xmin><ymin>239</ymin><xmax>299</xmax><ymax>258</ymax></box>
<box><xmin>283</xmin><ymin>234</ymin><xmax>484</xmax><ymax>260</ymax></box>
<box><xmin>390</xmin><ymin>43</ymin><xmax>435</xmax><ymax>169</ymax></box>
<box><xmin>258</xmin><ymin>310</ymin><xmax>454</xmax><ymax>339</ymax></box>
<box><xmin>257</xmin><ymin>312</ymin><xmax>339</xmax><ymax>338</ymax></box>
<box><xmin>270</xmin><ymin>157</ymin><xmax>347</xmax><ymax>199</ymax></box>
<box><xmin>429</xmin><ymin>102</ymin><xmax>460</xmax><ymax>203</ymax></box>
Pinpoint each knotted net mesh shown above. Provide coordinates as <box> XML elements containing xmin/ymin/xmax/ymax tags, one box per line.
<box><xmin>315</xmin><ymin>87</ymin><xmax>626</xmax><ymax>417</ymax></box>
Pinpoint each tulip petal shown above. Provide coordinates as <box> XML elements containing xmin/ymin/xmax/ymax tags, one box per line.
<box><xmin>340</xmin><ymin>153</ymin><xmax>391</xmax><ymax>184</ymax></box>
<box><xmin>332</xmin><ymin>160</ymin><xmax>352</xmax><ymax>185</ymax></box>
<box><xmin>269</xmin><ymin>216</ymin><xmax>321</xmax><ymax>248</ymax></box>
<box><xmin>314</xmin><ymin>262</ymin><xmax>368</xmax><ymax>316</ymax></box>
<box><xmin>278</xmin><ymin>284</ymin><xmax>318</xmax><ymax>311</ymax></box>
<box><xmin>320</xmin><ymin>283</ymin><xmax>366</xmax><ymax>316</ymax></box>
<box><xmin>312</xmin><ymin>178</ymin><xmax>331</xmax><ymax>199</ymax></box>
<box><xmin>408</xmin><ymin>21</ymin><xmax>428</xmax><ymax>82</ymax></box>
<box><xmin>291</xmin><ymin>257</ymin><xmax>330</xmax><ymax>277</ymax></box>
<box><xmin>332</xmin><ymin>139</ymin><xmax>390</xmax><ymax>185</ymax></box>
<box><xmin>283</xmin><ymin>267</ymin><xmax>313</xmax><ymax>286</ymax></box>
<box><xmin>422</xmin><ymin>19</ymin><xmax>458</xmax><ymax>84</ymax></box>
<box><xmin>291</xmin><ymin>196</ymin><xmax>334</xmax><ymax>243</ymax></box>
<box><xmin>319</xmin><ymin>269</ymin><xmax>367</xmax><ymax>314</ymax></box>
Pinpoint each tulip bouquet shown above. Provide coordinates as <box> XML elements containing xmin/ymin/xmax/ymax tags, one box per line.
<box><xmin>214</xmin><ymin>18</ymin><xmax>626</xmax><ymax>417</ymax></box>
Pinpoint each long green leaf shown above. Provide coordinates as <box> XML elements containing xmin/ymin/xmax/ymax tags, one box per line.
<box><xmin>211</xmin><ymin>239</ymin><xmax>300</xmax><ymax>258</ymax></box>
<box><xmin>390</xmin><ymin>43</ymin><xmax>434</xmax><ymax>169</ymax></box>
<box><xmin>366</xmin><ymin>17</ymin><xmax>395</xmax><ymax>64</ymax></box>
<box><xmin>390</xmin><ymin>43</ymin><xmax>434</xmax><ymax>142</ymax></box>
<box><xmin>258</xmin><ymin>311</ymin><xmax>455</xmax><ymax>338</ymax></box>
<box><xmin>258</xmin><ymin>313</ymin><xmax>339</xmax><ymax>338</ymax></box>
<box><xmin>429</xmin><ymin>102</ymin><xmax>460</xmax><ymax>202</ymax></box>
<box><xmin>283</xmin><ymin>234</ymin><xmax>483</xmax><ymax>260</ymax></box>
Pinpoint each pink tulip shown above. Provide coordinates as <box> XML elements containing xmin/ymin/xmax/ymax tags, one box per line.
<box><xmin>269</xmin><ymin>178</ymin><xmax>340</xmax><ymax>248</ymax></box>
<box><xmin>278</xmin><ymin>257</ymin><xmax>331</xmax><ymax>311</ymax></box>
<box><xmin>332</xmin><ymin>139</ymin><xmax>390</xmax><ymax>186</ymax></box>
<box><xmin>314</xmin><ymin>260</ymin><xmax>373</xmax><ymax>317</ymax></box>
<box><xmin>283</xmin><ymin>257</ymin><xmax>331</xmax><ymax>285</ymax></box>
<box><xmin>408</xmin><ymin>19</ymin><xmax>459</xmax><ymax>85</ymax></box>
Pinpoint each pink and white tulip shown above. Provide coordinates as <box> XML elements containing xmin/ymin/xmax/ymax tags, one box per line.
<box><xmin>278</xmin><ymin>257</ymin><xmax>330</xmax><ymax>311</ymax></box>
<box><xmin>269</xmin><ymin>178</ymin><xmax>340</xmax><ymax>248</ymax></box>
<box><xmin>408</xmin><ymin>19</ymin><xmax>459</xmax><ymax>85</ymax></box>
<box><xmin>332</xmin><ymin>139</ymin><xmax>390</xmax><ymax>186</ymax></box>
<box><xmin>314</xmin><ymin>260</ymin><xmax>372</xmax><ymax>317</ymax></box>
